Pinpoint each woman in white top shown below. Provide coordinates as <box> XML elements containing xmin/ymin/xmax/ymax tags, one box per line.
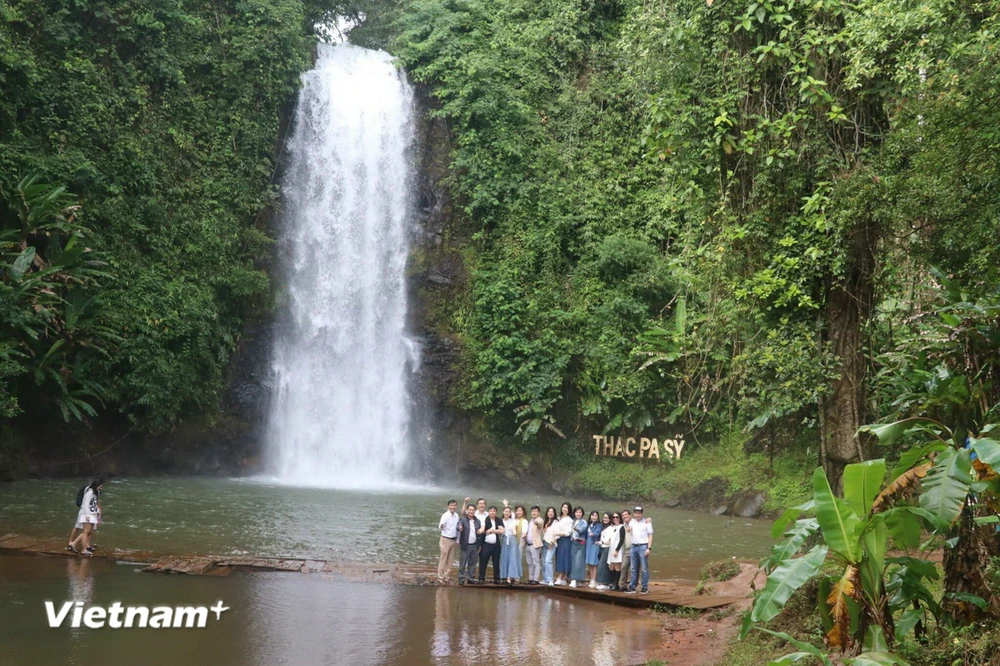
<box><xmin>541</xmin><ymin>506</ymin><xmax>558</xmax><ymax>585</ymax></box>
<box><xmin>69</xmin><ymin>478</ymin><xmax>103</xmax><ymax>556</ymax></box>
<box><xmin>604</xmin><ymin>512</ymin><xmax>627</xmax><ymax>590</ymax></box>
<box><xmin>553</xmin><ymin>502</ymin><xmax>574</xmax><ymax>585</ymax></box>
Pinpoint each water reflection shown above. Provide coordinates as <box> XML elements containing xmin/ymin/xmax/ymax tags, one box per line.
<box><xmin>65</xmin><ymin>557</ymin><xmax>95</xmax><ymax>641</ymax></box>
<box><xmin>408</xmin><ymin>585</ymin><xmax>661</xmax><ymax>666</ymax></box>
<box><xmin>244</xmin><ymin>572</ymin><xmax>403</xmax><ymax>665</ymax></box>
<box><xmin>1</xmin><ymin>557</ymin><xmax>664</xmax><ymax>666</ymax></box>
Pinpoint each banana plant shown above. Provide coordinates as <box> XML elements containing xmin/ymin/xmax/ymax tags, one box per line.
<box><xmin>743</xmin><ymin>459</ymin><xmax>944</xmax><ymax>663</ymax></box>
<box><xmin>858</xmin><ymin>417</ymin><xmax>1000</xmax><ymax>619</ymax></box>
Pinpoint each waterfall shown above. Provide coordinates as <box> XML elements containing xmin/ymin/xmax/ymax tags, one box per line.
<box><xmin>265</xmin><ymin>43</ymin><xmax>417</xmax><ymax>488</ymax></box>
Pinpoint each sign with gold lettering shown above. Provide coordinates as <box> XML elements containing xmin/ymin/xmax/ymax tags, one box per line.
<box><xmin>591</xmin><ymin>434</ymin><xmax>686</xmax><ymax>462</ymax></box>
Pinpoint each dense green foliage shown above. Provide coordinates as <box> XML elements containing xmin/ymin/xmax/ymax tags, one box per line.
<box><xmin>391</xmin><ymin>0</ymin><xmax>1000</xmax><ymax>464</ymax></box>
<box><xmin>0</xmin><ymin>0</ymin><xmax>338</xmax><ymax>430</ymax></box>
<box><xmin>3</xmin><ymin>0</ymin><xmax>999</xmax><ymax>485</ymax></box>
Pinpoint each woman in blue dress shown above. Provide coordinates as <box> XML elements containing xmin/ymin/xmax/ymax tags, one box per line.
<box><xmin>585</xmin><ymin>510</ymin><xmax>603</xmax><ymax>588</ymax></box>
<box><xmin>569</xmin><ymin>506</ymin><xmax>589</xmax><ymax>587</ymax></box>
<box><xmin>499</xmin><ymin>505</ymin><xmax>522</xmax><ymax>585</ymax></box>
<box><xmin>554</xmin><ymin>502</ymin><xmax>574</xmax><ymax>585</ymax></box>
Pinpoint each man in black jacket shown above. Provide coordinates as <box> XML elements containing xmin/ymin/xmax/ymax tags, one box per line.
<box><xmin>457</xmin><ymin>503</ymin><xmax>481</xmax><ymax>585</ymax></box>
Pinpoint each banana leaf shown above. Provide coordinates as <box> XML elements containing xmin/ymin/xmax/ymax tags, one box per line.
<box><xmin>814</xmin><ymin>467</ymin><xmax>862</xmax><ymax>562</ymax></box>
<box><xmin>919</xmin><ymin>448</ymin><xmax>972</xmax><ymax>526</ymax></box>
<box><xmin>844</xmin><ymin>459</ymin><xmax>886</xmax><ymax>516</ymax></box>
<box><xmin>750</xmin><ymin>544</ymin><xmax>829</xmax><ymax>625</ymax></box>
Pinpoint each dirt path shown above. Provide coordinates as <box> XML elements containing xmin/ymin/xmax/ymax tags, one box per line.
<box><xmin>645</xmin><ymin>562</ymin><xmax>765</xmax><ymax>666</ymax></box>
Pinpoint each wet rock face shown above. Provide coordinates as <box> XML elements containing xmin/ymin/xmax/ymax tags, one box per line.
<box><xmin>404</xmin><ymin>85</ymin><xmax>472</xmax><ymax>479</ymax></box>
<box><xmin>222</xmin><ymin>318</ymin><xmax>273</xmax><ymax>437</ymax></box>
<box><xmin>678</xmin><ymin>477</ymin><xmax>731</xmax><ymax>512</ymax></box>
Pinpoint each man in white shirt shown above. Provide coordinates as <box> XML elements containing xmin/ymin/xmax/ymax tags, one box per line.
<box><xmin>625</xmin><ymin>506</ymin><xmax>653</xmax><ymax>594</ymax></box>
<box><xmin>437</xmin><ymin>499</ymin><xmax>460</xmax><ymax>583</ymax></box>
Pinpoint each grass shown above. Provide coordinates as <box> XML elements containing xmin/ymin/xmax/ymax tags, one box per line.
<box><xmin>718</xmin><ymin>632</ymin><xmax>785</xmax><ymax>666</ymax></box>
<box><xmin>701</xmin><ymin>559</ymin><xmax>742</xmax><ymax>582</ymax></box>
<box><xmin>696</xmin><ymin>559</ymin><xmax>742</xmax><ymax>594</ymax></box>
<box><xmin>565</xmin><ymin>434</ymin><xmax>814</xmax><ymax>515</ymax></box>
<box><xmin>649</xmin><ymin>603</ymin><xmax>702</xmax><ymax>618</ymax></box>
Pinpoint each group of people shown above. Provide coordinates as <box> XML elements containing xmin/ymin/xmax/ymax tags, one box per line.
<box><xmin>437</xmin><ymin>497</ymin><xmax>654</xmax><ymax>594</ymax></box>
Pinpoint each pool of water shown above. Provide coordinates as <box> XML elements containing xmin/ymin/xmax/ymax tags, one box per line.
<box><xmin>0</xmin><ymin>477</ymin><xmax>774</xmax><ymax>580</ymax></box>
<box><xmin>0</xmin><ymin>555</ymin><xmax>665</xmax><ymax>665</ymax></box>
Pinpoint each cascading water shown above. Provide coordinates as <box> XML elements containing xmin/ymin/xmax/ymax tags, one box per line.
<box><xmin>265</xmin><ymin>43</ymin><xmax>417</xmax><ymax>488</ymax></box>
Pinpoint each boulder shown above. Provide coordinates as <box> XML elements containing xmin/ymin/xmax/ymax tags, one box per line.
<box><xmin>732</xmin><ymin>491</ymin><xmax>767</xmax><ymax>518</ymax></box>
<box><xmin>665</xmin><ymin>498</ymin><xmax>681</xmax><ymax>508</ymax></box>
<box><xmin>713</xmin><ymin>505</ymin><xmax>728</xmax><ymax>516</ymax></box>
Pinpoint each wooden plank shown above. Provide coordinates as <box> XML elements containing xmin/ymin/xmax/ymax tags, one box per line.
<box><xmin>24</xmin><ymin>542</ymin><xmax>68</xmax><ymax>554</ymax></box>
<box><xmin>271</xmin><ymin>559</ymin><xmax>305</xmax><ymax>572</ymax></box>
<box><xmin>199</xmin><ymin>565</ymin><xmax>233</xmax><ymax>577</ymax></box>
<box><xmin>145</xmin><ymin>556</ymin><xmax>185</xmax><ymax>573</ymax></box>
<box><xmin>171</xmin><ymin>557</ymin><xmax>216</xmax><ymax>575</ymax></box>
<box><xmin>214</xmin><ymin>557</ymin><xmax>264</xmax><ymax>568</ymax></box>
<box><xmin>0</xmin><ymin>535</ymin><xmax>42</xmax><ymax>550</ymax></box>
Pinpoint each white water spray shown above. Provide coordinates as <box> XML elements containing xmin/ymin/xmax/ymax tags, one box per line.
<box><xmin>265</xmin><ymin>43</ymin><xmax>417</xmax><ymax>488</ymax></box>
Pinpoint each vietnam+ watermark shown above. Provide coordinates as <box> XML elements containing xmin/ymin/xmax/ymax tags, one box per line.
<box><xmin>45</xmin><ymin>600</ymin><xmax>230</xmax><ymax>628</ymax></box>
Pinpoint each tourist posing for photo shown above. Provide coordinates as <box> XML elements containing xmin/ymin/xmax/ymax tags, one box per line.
<box><xmin>457</xmin><ymin>503</ymin><xmax>481</xmax><ymax>585</ymax></box>
<box><xmin>585</xmin><ymin>510</ymin><xmax>603</xmax><ymax>588</ymax></box>
<box><xmin>542</xmin><ymin>506</ymin><xmax>558</xmax><ymax>585</ymax></box>
<box><xmin>553</xmin><ymin>502</ymin><xmax>574</xmax><ymax>585</ymax></box>
<box><xmin>478</xmin><ymin>506</ymin><xmax>503</xmax><ymax>584</ymax></box>
<box><xmin>525</xmin><ymin>505</ymin><xmax>544</xmax><ymax>584</ymax></box>
<box><xmin>437</xmin><ymin>499</ymin><xmax>460</xmax><ymax>583</ymax></box>
<box><xmin>596</xmin><ymin>512</ymin><xmax>614</xmax><ymax>590</ymax></box>
<box><xmin>618</xmin><ymin>509</ymin><xmax>634</xmax><ymax>590</ymax></box>
<box><xmin>626</xmin><ymin>506</ymin><xmax>654</xmax><ymax>594</ymax></box>
<box><xmin>499</xmin><ymin>504</ymin><xmax>522</xmax><ymax>585</ymax></box>
<box><xmin>513</xmin><ymin>504</ymin><xmax>529</xmax><ymax>582</ymax></box>
<box><xmin>569</xmin><ymin>506</ymin><xmax>588</xmax><ymax>588</ymax></box>
<box><xmin>603</xmin><ymin>512</ymin><xmax>626</xmax><ymax>590</ymax></box>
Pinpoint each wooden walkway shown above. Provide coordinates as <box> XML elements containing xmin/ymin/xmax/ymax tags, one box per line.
<box><xmin>0</xmin><ymin>533</ymin><xmax>741</xmax><ymax>610</ymax></box>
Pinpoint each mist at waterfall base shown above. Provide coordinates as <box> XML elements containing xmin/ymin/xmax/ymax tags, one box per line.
<box><xmin>264</xmin><ymin>43</ymin><xmax>421</xmax><ymax>490</ymax></box>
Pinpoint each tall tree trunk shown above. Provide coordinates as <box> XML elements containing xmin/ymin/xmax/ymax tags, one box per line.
<box><xmin>819</xmin><ymin>219</ymin><xmax>876</xmax><ymax>492</ymax></box>
<box><xmin>943</xmin><ymin>510</ymin><xmax>1000</xmax><ymax>622</ymax></box>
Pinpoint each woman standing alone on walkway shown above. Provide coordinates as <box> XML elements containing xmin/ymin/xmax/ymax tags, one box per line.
<box><xmin>69</xmin><ymin>478</ymin><xmax>103</xmax><ymax>556</ymax></box>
